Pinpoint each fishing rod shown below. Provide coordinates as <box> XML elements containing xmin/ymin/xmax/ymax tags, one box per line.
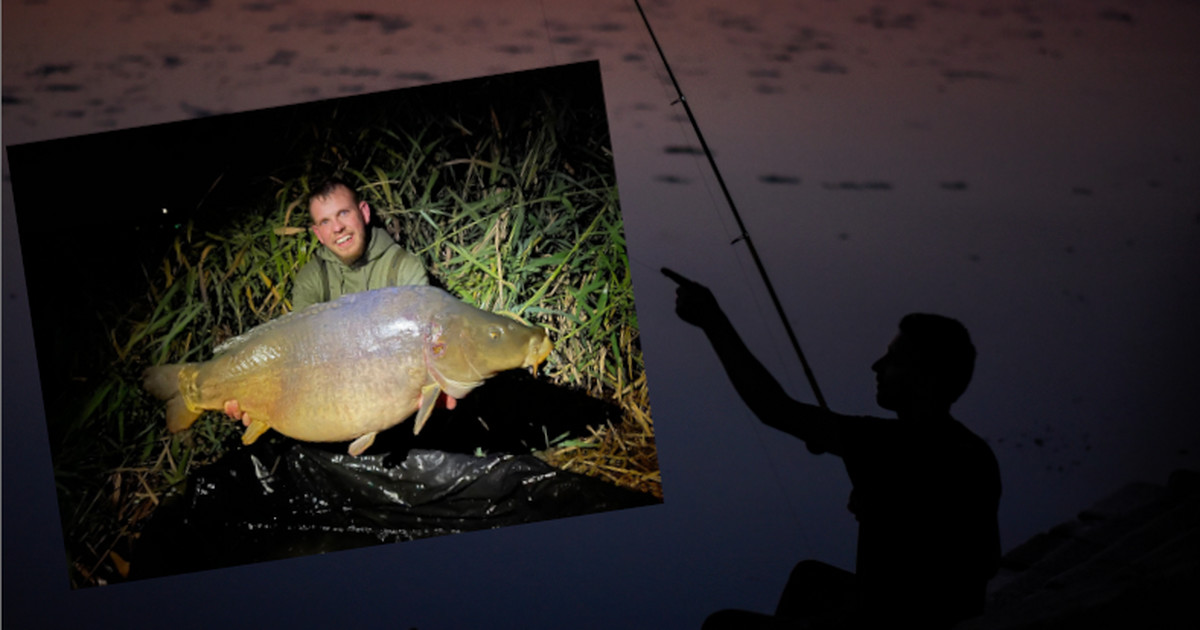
<box><xmin>633</xmin><ymin>0</ymin><xmax>828</xmax><ymax>409</ymax></box>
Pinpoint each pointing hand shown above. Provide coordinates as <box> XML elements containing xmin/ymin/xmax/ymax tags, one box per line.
<box><xmin>662</xmin><ymin>267</ymin><xmax>724</xmax><ymax>330</ymax></box>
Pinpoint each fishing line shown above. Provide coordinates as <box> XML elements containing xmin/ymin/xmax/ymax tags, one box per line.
<box><xmin>536</xmin><ymin>0</ymin><xmax>560</xmax><ymax>66</ymax></box>
<box><xmin>632</xmin><ymin>1</ymin><xmax>825</xmax><ymax>560</ymax></box>
<box><xmin>631</xmin><ymin>0</ymin><xmax>828</xmax><ymax>410</ymax></box>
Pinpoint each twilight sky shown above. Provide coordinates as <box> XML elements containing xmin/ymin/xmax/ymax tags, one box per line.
<box><xmin>4</xmin><ymin>1</ymin><xmax>1199</xmax><ymax>628</ymax></box>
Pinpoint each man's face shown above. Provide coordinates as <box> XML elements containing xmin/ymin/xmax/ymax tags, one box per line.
<box><xmin>871</xmin><ymin>333</ymin><xmax>922</xmax><ymax>412</ymax></box>
<box><xmin>310</xmin><ymin>185</ymin><xmax>371</xmax><ymax>266</ymax></box>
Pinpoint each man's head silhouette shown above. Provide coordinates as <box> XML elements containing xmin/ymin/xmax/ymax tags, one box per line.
<box><xmin>872</xmin><ymin>313</ymin><xmax>976</xmax><ymax>415</ymax></box>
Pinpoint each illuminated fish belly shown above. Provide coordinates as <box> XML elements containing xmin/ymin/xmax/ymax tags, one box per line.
<box><xmin>143</xmin><ymin>286</ymin><xmax>553</xmax><ymax>456</ymax></box>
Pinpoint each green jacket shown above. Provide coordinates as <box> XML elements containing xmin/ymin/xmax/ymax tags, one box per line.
<box><xmin>291</xmin><ymin>227</ymin><xmax>428</xmax><ymax>311</ymax></box>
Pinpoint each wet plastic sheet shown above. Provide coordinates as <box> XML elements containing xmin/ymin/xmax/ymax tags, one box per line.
<box><xmin>133</xmin><ymin>439</ymin><xmax>659</xmax><ymax>579</ymax></box>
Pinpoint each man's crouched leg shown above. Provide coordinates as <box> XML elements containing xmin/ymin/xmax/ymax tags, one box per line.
<box><xmin>703</xmin><ymin>561</ymin><xmax>859</xmax><ymax>629</ymax></box>
<box><xmin>702</xmin><ymin>609</ymin><xmax>798</xmax><ymax>630</ymax></box>
<box><xmin>774</xmin><ymin>560</ymin><xmax>858</xmax><ymax>625</ymax></box>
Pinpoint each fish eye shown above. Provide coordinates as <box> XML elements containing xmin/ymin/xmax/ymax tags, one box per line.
<box><xmin>488</xmin><ymin>326</ymin><xmax>505</xmax><ymax>340</ymax></box>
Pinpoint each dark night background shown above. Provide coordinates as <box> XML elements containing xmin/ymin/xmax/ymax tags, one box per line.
<box><xmin>4</xmin><ymin>1</ymin><xmax>1199</xmax><ymax>628</ymax></box>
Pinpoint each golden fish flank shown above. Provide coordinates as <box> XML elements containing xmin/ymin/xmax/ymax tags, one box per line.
<box><xmin>142</xmin><ymin>286</ymin><xmax>553</xmax><ymax>456</ymax></box>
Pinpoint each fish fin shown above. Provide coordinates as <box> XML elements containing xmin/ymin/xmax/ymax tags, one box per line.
<box><xmin>241</xmin><ymin>417</ymin><xmax>271</xmax><ymax>445</ymax></box>
<box><xmin>165</xmin><ymin>395</ymin><xmax>202</xmax><ymax>433</ymax></box>
<box><xmin>414</xmin><ymin>383</ymin><xmax>441</xmax><ymax>435</ymax></box>
<box><xmin>348</xmin><ymin>432</ymin><xmax>377</xmax><ymax>456</ymax></box>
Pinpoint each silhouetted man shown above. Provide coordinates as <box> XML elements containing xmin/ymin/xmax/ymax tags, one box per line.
<box><xmin>663</xmin><ymin>268</ymin><xmax>1000</xmax><ymax>630</ymax></box>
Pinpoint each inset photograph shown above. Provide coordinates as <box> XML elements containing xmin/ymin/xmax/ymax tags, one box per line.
<box><xmin>8</xmin><ymin>60</ymin><xmax>661</xmax><ymax>588</ymax></box>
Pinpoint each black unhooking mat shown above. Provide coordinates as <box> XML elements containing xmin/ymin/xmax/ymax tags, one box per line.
<box><xmin>131</xmin><ymin>437</ymin><xmax>660</xmax><ymax>579</ymax></box>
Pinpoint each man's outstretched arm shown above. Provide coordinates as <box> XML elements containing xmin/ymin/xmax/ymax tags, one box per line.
<box><xmin>663</xmin><ymin>268</ymin><xmax>842</xmax><ymax>453</ymax></box>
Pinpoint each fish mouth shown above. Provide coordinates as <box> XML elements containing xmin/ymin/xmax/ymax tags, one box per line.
<box><xmin>523</xmin><ymin>331</ymin><xmax>553</xmax><ymax>377</ymax></box>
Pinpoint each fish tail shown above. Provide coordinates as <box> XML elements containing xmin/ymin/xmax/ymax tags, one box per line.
<box><xmin>142</xmin><ymin>364</ymin><xmax>183</xmax><ymax>400</ymax></box>
<box><xmin>142</xmin><ymin>364</ymin><xmax>203</xmax><ymax>433</ymax></box>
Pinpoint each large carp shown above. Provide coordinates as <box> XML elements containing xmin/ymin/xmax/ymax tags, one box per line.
<box><xmin>143</xmin><ymin>286</ymin><xmax>553</xmax><ymax>456</ymax></box>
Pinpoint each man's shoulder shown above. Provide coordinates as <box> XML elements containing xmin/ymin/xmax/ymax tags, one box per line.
<box><xmin>946</xmin><ymin>419</ymin><xmax>997</xmax><ymax>455</ymax></box>
<box><xmin>372</xmin><ymin>235</ymin><xmax>411</xmax><ymax>261</ymax></box>
<box><xmin>840</xmin><ymin>414</ymin><xmax>899</xmax><ymax>437</ymax></box>
<box><xmin>366</xmin><ymin>229</ymin><xmax>428</xmax><ymax>286</ymax></box>
<box><xmin>291</xmin><ymin>254</ymin><xmax>331</xmax><ymax>311</ymax></box>
<box><xmin>295</xmin><ymin>254</ymin><xmax>326</xmax><ymax>276</ymax></box>
<box><xmin>937</xmin><ymin>419</ymin><xmax>1002</xmax><ymax>488</ymax></box>
<box><xmin>840</xmin><ymin>415</ymin><xmax>992</xmax><ymax>455</ymax></box>
<box><xmin>294</xmin><ymin>252</ymin><xmax>337</xmax><ymax>287</ymax></box>
<box><xmin>366</xmin><ymin>227</ymin><xmax>404</xmax><ymax>256</ymax></box>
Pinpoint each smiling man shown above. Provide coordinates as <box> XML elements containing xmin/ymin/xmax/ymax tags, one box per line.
<box><xmin>222</xmin><ymin>178</ymin><xmax>430</xmax><ymax>424</ymax></box>
<box><xmin>291</xmin><ymin>177</ymin><xmax>428</xmax><ymax>311</ymax></box>
<box><xmin>663</xmin><ymin>268</ymin><xmax>1000</xmax><ymax>630</ymax></box>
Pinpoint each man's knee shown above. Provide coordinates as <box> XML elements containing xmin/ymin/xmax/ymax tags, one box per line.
<box><xmin>787</xmin><ymin>559</ymin><xmax>852</xmax><ymax>590</ymax></box>
<box><xmin>776</xmin><ymin>560</ymin><xmax>858</xmax><ymax>619</ymax></box>
<box><xmin>701</xmin><ymin>609</ymin><xmax>738</xmax><ymax>630</ymax></box>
